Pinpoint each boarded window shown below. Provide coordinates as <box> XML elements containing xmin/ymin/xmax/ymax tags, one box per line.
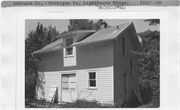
<box><xmin>66</xmin><ymin>38</ymin><xmax>73</xmax><ymax>56</ymax></box>
<box><xmin>130</xmin><ymin>59</ymin><xmax>133</xmax><ymax>75</ymax></box>
<box><xmin>89</xmin><ymin>72</ymin><xmax>96</xmax><ymax>87</ymax></box>
<box><xmin>122</xmin><ymin>36</ymin><xmax>125</xmax><ymax>55</ymax></box>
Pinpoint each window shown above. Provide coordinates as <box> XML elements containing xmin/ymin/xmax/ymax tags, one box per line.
<box><xmin>122</xmin><ymin>36</ymin><xmax>125</xmax><ymax>55</ymax></box>
<box><xmin>88</xmin><ymin>72</ymin><xmax>96</xmax><ymax>87</ymax></box>
<box><xmin>130</xmin><ymin>59</ymin><xmax>133</xmax><ymax>75</ymax></box>
<box><xmin>66</xmin><ymin>38</ymin><xmax>73</xmax><ymax>56</ymax></box>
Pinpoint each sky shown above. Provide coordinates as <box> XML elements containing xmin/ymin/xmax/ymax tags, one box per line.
<box><xmin>25</xmin><ymin>19</ymin><xmax>159</xmax><ymax>37</ymax></box>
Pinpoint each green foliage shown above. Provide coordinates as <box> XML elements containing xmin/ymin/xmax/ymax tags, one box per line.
<box><xmin>136</xmin><ymin>20</ymin><xmax>160</xmax><ymax>107</ymax></box>
<box><xmin>25</xmin><ymin>98</ymin><xmax>144</xmax><ymax>108</ymax></box>
<box><xmin>25</xmin><ymin>23</ymin><xmax>59</xmax><ymax>99</ymax></box>
<box><xmin>144</xmin><ymin>19</ymin><xmax>160</xmax><ymax>26</ymax></box>
<box><xmin>65</xmin><ymin>99</ymin><xmax>103</xmax><ymax>108</ymax></box>
<box><xmin>26</xmin><ymin>99</ymin><xmax>106</xmax><ymax>108</ymax></box>
<box><xmin>67</xmin><ymin>19</ymin><xmax>108</xmax><ymax>31</ymax></box>
<box><xmin>26</xmin><ymin>99</ymin><xmax>129</xmax><ymax>108</ymax></box>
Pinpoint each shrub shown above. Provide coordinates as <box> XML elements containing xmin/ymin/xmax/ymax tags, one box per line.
<box><xmin>73</xmin><ymin>99</ymin><xmax>102</xmax><ymax>108</ymax></box>
<box><xmin>26</xmin><ymin>98</ymin><xmax>143</xmax><ymax>108</ymax></box>
<box><xmin>26</xmin><ymin>99</ymin><xmax>115</xmax><ymax>108</ymax></box>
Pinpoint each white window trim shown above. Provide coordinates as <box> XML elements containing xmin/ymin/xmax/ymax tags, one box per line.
<box><xmin>64</xmin><ymin>37</ymin><xmax>74</xmax><ymax>57</ymax></box>
<box><xmin>87</xmin><ymin>71</ymin><xmax>97</xmax><ymax>89</ymax></box>
<box><xmin>64</xmin><ymin>46</ymin><xmax>75</xmax><ymax>58</ymax></box>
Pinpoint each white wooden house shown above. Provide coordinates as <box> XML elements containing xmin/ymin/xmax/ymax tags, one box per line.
<box><xmin>32</xmin><ymin>22</ymin><xmax>142</xmax><ymax>104</ymax></box>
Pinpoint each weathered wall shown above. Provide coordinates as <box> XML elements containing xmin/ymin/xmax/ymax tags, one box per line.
<box><xmin>113</xmin><ymin>30</ymin><xmax>139</xmax><ymax>103</ymax></box>
<box><xmin>73</xmin><ymin>66</ymin><xmax>113</xmax><ymax>104</ymax></box>
<box><xmin>37</xmin><ymin>66</ymin><xmax>113</xmax><ymax>104</ymax></box>
<box><xmin>38</xmin><ymin>40</ymin><xmax>113</xmax><ymax>71</ymax></box>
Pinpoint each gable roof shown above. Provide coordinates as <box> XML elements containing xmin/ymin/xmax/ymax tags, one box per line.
<box><xmin>72</xmin><ymin>22</ymin><xmax>132</xmax><ymax>46</ymax></box>
<box><xmin>32</xmin><ymin>22</ymin><xmax>135</xmax><ymax>54</ymax></box>
<box><xmin>56</xmin><ymin>30</ymin><xmax>96</xmax><ymax>39</ymax></box>
<box><xmin>32</xmin><ymin>38</ymin><xmax>63</xmax><ymax>54</ymax></box>
<box><xmin>32</xmin><ymin>30</ymin><xmax>95</xmax><ymax>54</ymax></box>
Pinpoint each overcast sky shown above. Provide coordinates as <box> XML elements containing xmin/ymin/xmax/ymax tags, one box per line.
<box><xmin>25</xmin><ymin>19</ymin><xmax>159</xmax><ymax>37</ymax></box>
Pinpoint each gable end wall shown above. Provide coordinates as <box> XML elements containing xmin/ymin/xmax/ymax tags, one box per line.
<box><xmin>113</xmin><ymin>30</ymin><xmax>139</xmax><ymax>103</ymax></box>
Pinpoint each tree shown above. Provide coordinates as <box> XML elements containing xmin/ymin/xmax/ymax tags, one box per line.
<box><xmin>25</xmin><ymin>23</ymin><xmax>59</xmax><ymax>99</ymax></box>
<box><xmin>137</xmin><ymin>19</ymin><xmax>160</xmax><ymax>107</ymax></box>
<box><xmin>144</xmin><ymin>19</ymin><xmax>160</xmax><ymax>26</ymax></box>
<box><xmin>67</xmin><ymin>19</ymin><xmax>108</xmax><ymax>32</ymax></box>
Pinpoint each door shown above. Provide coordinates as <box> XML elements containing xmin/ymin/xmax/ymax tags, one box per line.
<box><xmin>62</xmin><ymin>74</ymin><xmax>76</xmax><ymax>102</ymax></box>
<box><xmin>123</xmin><ymin>73</ymin><xmax>128</xmax><ymax>102</ymax></box>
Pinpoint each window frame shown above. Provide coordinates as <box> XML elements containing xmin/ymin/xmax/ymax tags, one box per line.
<box><xmin>130</xmin><ymin>58</ymin><xmax>133</xmax><ymax>76</ymax></box>
<box><xmin>88</xmin><ymin>72</ymin><xmax>97</xmax><ymax>88</ymax></box>
<box><xmin>122</xmin><ymin>36</ymin><xmax>125</xmax><ymax>55</ymax></box>
<box><xmin>65</xmin><ymin>37</ymin><xmax>74</xmax><ymax>57</ymax></box>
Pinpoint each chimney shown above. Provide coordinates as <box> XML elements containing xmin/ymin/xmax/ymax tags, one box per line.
<box><xmin>100</xmin><ymin>21</ymin><xmax>107</xmax><ymax>29</ymax></box>
<box><xmin>117</xmin><ymin>26</ymin><xmax>119</xmax><ymax>29</ymax></box>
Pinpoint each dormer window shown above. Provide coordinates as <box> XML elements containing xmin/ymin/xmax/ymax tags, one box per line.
<box><xmin>63</xmin><ymin>37</ymin><xmax>76</xmax><ymax>67</ymax></box>
<box><xmin>66</xmin><ymin>38</ymin><xmax>73</xmax><ymax>56</ymax></box>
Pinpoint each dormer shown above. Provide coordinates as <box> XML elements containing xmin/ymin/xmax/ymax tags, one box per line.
<box><xmin>56</xmin><ymin>30</ymin><xmax>96</xmax><ymax>67</ymax></box>
<box><xmin>64</xmin><ymin>37</ymin><xmax>74</xmax><ymax>57</ymax></box>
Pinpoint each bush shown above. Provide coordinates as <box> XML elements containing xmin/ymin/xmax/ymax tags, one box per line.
<box><xmin>137</xmin><ymin>30</ymin><xmax>160</xmax><ymax>108</ymax></box>
<box><xmin>73</xmin><ymin>99</ymin><xmax>102</xmax><ymax>108</ymax></box>
<box><xmin>61</xmin><ymin>99</ymin><xmax>102</xmax><ymax>108</ymax></box>
<box><xmin>26</xmin><ymin>98</ymin><xmax>144</xmax><ymax>108</ymax></box>
<box><xmin>26</xmin><ymin>99</ymin><xmax>124</xmax><ymax>108</ymax></box>
<box><xmin>26</xmin><ymin>99</ymin><xmax>106</xmax><ymax>108</ymax></box>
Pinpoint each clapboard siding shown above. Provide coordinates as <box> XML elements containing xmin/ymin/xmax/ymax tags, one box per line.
<box><xmin>75</xmin><ymin>66</ymin><xmax>113</xmax><ymax>104</ymax></box>
<box><xmin>37</xmin><ymin>72</ymin><xmax>61</xmax><ymax>101</ymax></box>
<box><xmin>38</xmin><ymin>66</ymin><xmax>113</xmax><ymax>103</ymax></box>
<box><xmin>38</xmin><ymin>40</ymin><xmax>113</xmax><ymax>72</ymax></box>
<box><xmin>64</xmin><ymin>57</ymin><xmax>76</xmax><ymax>66</ymax></box>
<box><xmin>63</xmin><ymin>47</ymin><xmax>77</xmax><ymax>67</ymax></box>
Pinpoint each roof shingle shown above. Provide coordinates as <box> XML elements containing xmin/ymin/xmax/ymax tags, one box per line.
<box><xmin>73</xmin><ymin>22</ymin><xmax>132</xmax><ymax>46</ymax></box>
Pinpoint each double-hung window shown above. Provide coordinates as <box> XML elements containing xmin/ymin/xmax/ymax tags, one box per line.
<box><xmin>65</xmin><ymin>38</ymin><xmax>73</xmax><ymax>56</ymax></box>
<box><xmin>88</xmin><ymin>72</ymin><xmax>96</xmax><ymax>88</ymax></box>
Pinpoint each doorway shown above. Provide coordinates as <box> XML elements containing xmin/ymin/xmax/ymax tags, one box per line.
<box><xmin>62</xmin><ymin>74</ymin><xmax>76</xmax><ymax>102</ymax></box>
<box><xmin>123</xmin><ymin>73</ymin><xmax>128</xmax><ymax>102</ymax></box>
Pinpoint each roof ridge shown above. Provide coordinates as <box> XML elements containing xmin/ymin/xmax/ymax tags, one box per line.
<box><xmin>114</xmin><ymin>22</ymin><xmax>132</xmax><ymax>27</ymax></box>
<box><xmin>56</xmin><ymin>30</ymin><xmax>96</xmax><ymax>38</ymax></box>
<box><xmin>72</xmin><ymin>22</ymin><xmax>133</xmax><ymax>47</ymax></box>
<box><xmin>98</xmin><ymin>22</ymin><xmax>133</xmax><ymax>31</ymax></box>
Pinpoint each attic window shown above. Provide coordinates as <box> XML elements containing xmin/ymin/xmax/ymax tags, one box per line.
<box><xmin>66</xmin><ymin>38</ymin><xmax>73</xmax><ymax>56</ymax></box>
<box><xmin>122</xmin><ymin>36</ymin><xmax>125</xmax><ymax>55</ymax></box>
